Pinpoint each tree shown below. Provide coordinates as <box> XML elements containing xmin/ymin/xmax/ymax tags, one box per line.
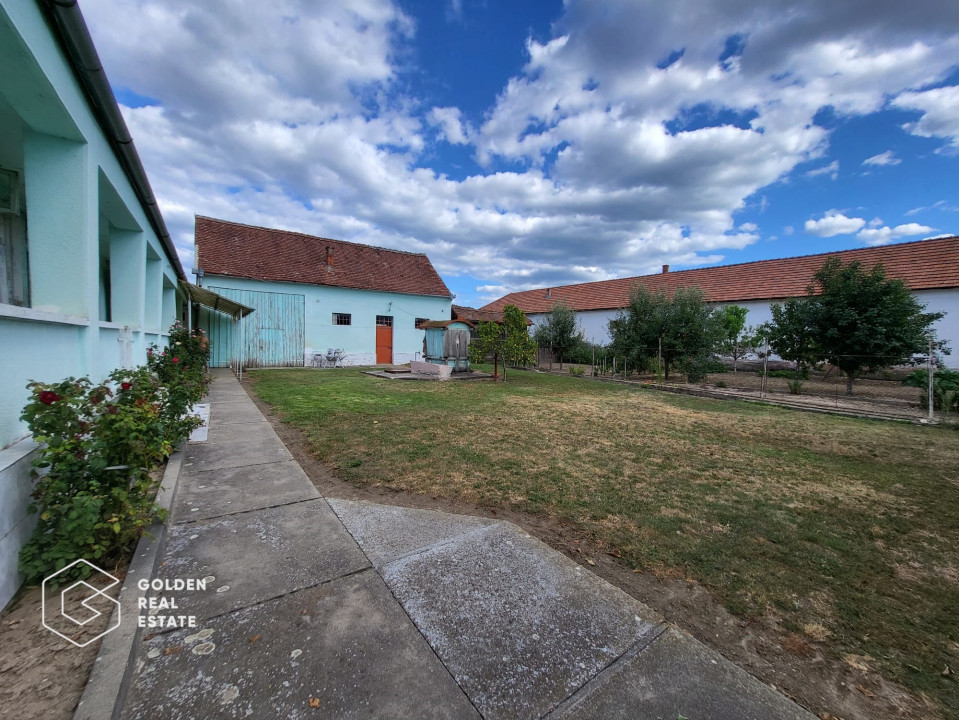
<box><xmin>533</xmin><ymin>301</ymin><xmax>583</xmax><ymax>369</ymax></box>
<box><xmin>468</xmin><ymin>304</ymin><xmax>536</xmax><ymax>381</ymax></box>
<box><xmin>609</xmin><ymin>285</ymin><xmax>721</xmax><ymax>380</ymax></box>
<box><xmin>716</xmin><ymin>305</ymin><xmax>750</xmax><ymax>372</ymax></box>
<box><xmin>766</xmin><ymin>298</ymin><xmax>819</xmax><ymax>381</ymax></box>
<box><xmin>807</xmin><ymin>257</ymin><xmax>945</xmax><ymax>395</ymax></box>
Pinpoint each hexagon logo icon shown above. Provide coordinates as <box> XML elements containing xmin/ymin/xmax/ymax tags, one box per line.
<box><xmin>42</xmin><ymin>559</ymin><xmax>121</xmax><ymax>647</ymax></box>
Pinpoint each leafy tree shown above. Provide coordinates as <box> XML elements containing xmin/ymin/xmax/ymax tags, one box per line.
<box><xmin>469</xmin><ymin>304</ymin><xmax>536</xmax><ymax>381</ymax></box>
<box><xmin>766</xmin><ymin>298</ymin><xmax>819</xmax><ymax>381</ymax></box>
<box><xmin>716</xmin><ymin>305</ymin><xmax>751</xmax><ymax>371</ymax></box>
<box><xmin>808</xmin><ymin>257</ymin><xmax>945</xmax><ymax>395</ymax></box>
<box><xmin>609</xmin><ymin>285</ymin><xmax>721</xmax><ymax>380</ymax></box>
<box><xmin>533</xmin><ymin>301</ymin><xmax>584</xmax><ymax>368</ymax></box>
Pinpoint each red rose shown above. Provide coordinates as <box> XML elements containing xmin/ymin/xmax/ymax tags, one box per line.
<box><xmin>121</xmin><ymin>382</ymin><xmax>132</xmax><ymax>391</ymax></box>
<box><xmin>172</xmin><ymin>357</ymin><xmax>179</xmax><ymax>363</ymax></box>
<box><xmin>39</xmin><ymin>391</ymin><xmax>60</xmax><ymax>405</ymax></box>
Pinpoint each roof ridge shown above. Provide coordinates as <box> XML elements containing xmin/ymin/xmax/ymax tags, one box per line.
<box><xmin>195</xmin><ymin>215</ymin><xmax>430</xmax><ymax>258</ymax></box>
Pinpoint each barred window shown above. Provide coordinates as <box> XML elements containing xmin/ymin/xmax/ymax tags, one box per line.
<box><xmin>333</xmin><ymin>313</ymin><xmax>351</xmax><ymax>326</ymax></box>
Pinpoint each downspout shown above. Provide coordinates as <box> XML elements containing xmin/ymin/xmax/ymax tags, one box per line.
<box><xmin>38</xmin><ymin>0</ymin><xmax>187</xmax><ymax>282</ymax></box>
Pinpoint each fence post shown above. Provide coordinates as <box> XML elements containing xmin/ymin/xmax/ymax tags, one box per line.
<box><xmin>928</xmin><ymin>337</ymin><xmax>935</xmax><ymax>421</ymax></box>
<box><xmin>760</xmin><ymin>337</ymin><xmax>769</xmax><ymax>399</ymax></box>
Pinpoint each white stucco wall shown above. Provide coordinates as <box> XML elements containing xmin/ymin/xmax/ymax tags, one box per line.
<box><xmin>529</xmin><ymin>290</ymin><xmax>958</xmax><ymax>369</ymax></box>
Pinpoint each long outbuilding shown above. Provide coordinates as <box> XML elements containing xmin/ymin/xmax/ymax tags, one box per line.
<box><xmin>482</xmin><ymin>235</ymin><xmax>959</xmax><ymax>364</ymax></box>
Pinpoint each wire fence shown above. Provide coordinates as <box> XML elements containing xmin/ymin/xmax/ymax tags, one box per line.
<box><xmin>535</xmin><ymin>346</ymin><xmax>951</xmax><ymax>422</ymax></box>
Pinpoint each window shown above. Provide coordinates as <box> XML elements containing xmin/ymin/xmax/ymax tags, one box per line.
<box><xmin>0</xmin><ymin>167</ymin><xmax>28</xmax><ymax>307</ymax></box>
<box><xmin>376</xmin><ymin>315</ymin><xmax>393</xmax><ymax>327</ymax></box>
<box><xmin>333</xmin><ymin>313</ymin><xmax>351</xmax><ymax>326</ymax></box>
<box><xmin>415</xmin><ymin>317</ymin><xmax>429</xmax><ymax>328</ymax></box>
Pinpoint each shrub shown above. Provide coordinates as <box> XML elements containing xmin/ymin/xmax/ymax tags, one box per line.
<box><xmin>568</xmin><ymin>366</ymin><xmax>585</xmax><ymax>376</ymax></box>
<box><xmin>761</xmin><ymin>367</ymin><xmax>810</xmax><ymax>380</ymax></box>
<box><xmin>787</xmin><ymin>379</ymin><xmax>804</xmax><ymax>395</ymax></box>
<box><xmin>19</xmin><ymin>323</ymin><xmax>208</xmax><ymax>585</ymax></box>
<box><xmin>903</xmin><ymin>369</ymin><xmax>959</xmax><ymax>412</ymax></box>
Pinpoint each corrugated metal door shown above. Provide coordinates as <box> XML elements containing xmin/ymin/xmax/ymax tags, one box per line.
<box><xmin>375</xmin><ymin>315</ymin><xmax>393</xmax><ymax>364</ymax></box>
<box><xmin>208</xmin><ymin>287</ymin><xmax>305</xmax><ymax>367</ymax></box>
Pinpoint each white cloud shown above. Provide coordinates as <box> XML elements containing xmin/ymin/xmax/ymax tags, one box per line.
<box><xmin>862</xmin><ymin>150</ymin><xmax>901</xmax><ymax>166</ymax></box>
<box><xmin>806</xmin><ymin>160</ymin><xmax>839</xmax><ymax>179</ymax></box>
<box><xmin>856</xmin><ymin>222</ymin><xmax>936</xmax><ymax>246</ymax></box>
<box><xmin>804</xmin><ymin>210</ymin><xmax>866</xmax><ymax>237</ymax></box>
<box><xmin>893</xmin><ymin>85</ymin><xmax>959</xmax><ymax>150</ymax></box>
<box><xmin>79</xmin><ymin>0</ymin><xmax>959</xmax><ymax>302</ymax></box>
<box><xmin>428</xmin><ymin>107</ymin><xmax>472</xmax><ymax>145</ymax></box>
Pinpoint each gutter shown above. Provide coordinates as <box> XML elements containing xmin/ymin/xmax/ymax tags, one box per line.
<box><xmin>37</xmin><ymin>0</ymin><xmax>187</xmax><ymax>282</ymax></box>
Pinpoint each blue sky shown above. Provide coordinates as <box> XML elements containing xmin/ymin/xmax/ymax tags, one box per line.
<box><xmin>85</xmin><ymin>0</ymin><xmax>959</xmax><ymax>307</ymax></box>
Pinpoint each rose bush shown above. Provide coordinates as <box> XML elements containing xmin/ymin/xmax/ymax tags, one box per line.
<box><xmin>19</xmin><ymin>323</ymin><xmax>209</xmax><ymax>585</ymax></box>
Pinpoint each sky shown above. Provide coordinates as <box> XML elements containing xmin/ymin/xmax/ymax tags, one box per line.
<box><xmin>82</xmin><ymin>0</ymin><xmax>959</xmax><ymax>308</ymax></box>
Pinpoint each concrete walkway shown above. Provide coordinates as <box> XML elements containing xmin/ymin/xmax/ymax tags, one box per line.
<box><xmin>112</xmin><ymin>369</ymin><xmax>814</xmax><ymax>720</ymax></box>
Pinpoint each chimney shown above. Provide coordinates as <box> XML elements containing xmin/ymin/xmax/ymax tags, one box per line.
<box><xmin>326</xmin><ymin>246</ymin><xmax>334</xmax><ymax>268</ymax></box>
<box><xmin>662</xmin><ymin>264</ymin><xmax>669</xmax><ymax>274</ymax></box>
<box><xmin>546</xmin><ymin>288</ymin><xmax>551</xmax><ymax>299</ymax></box>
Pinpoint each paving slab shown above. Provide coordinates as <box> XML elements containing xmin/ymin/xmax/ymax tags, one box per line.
<box><xmin>122</xmin><ymin>570</ymin><xmax>480</xmax><ymax>720</ymax></box>
<box><xmin>208</xmin><ymin>405</ymin><xmax>271</xmax><ymax>425</ymax></box>
<box><xmin>328</xmin><ymin>498</ymin><xmax>500</xmax><ymax>567</ymax></box>
<box><xmin>203</xmin><ymin>419</ymin><xmax>276</xmax><ymax>443</ymax></box>
<box><xmin>379</xmin><ymin>519</ymin><xmax>662</xmax><ymax>720</ymax></box>
<box><xmin>153</xmin><ymin>499</ymin><xmax>370</xmax><ymax>622</ymax></box>
<box><xmin>173</xmin><ymin>460</ymin><xmax>319</xmax><ymax>523</ymax></box>
<box><xmin>554</xmin><ymin>626</ymin><xmax>814</xmax><ymax>720</ymax></box>
<box><xmin>182</xmin><ymin>434</ymin><xmax>292</xmax><ymax>472</ymax></box>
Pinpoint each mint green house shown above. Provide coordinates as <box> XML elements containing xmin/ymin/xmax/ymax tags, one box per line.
<box><xmin>194</xmin><ymin>216</ymin><xmax>453</xmax><ymax>368</ymax></box>
<box><xmin>0</xmin><ymin>0</ymin><xmax>193</xmax><ymax>607</ymax></box>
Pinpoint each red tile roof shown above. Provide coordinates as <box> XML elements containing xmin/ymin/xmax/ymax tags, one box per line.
<box><xmin>481</xmin><ymin>236</ymin><xmax>959</xmax><ymax>314</ymax></box>
<box><xmin>452</xmin><ymin>305</ymin><xmax>533</xmax><ymax>326</ymax></box>
<box><xmin>195</xmin><ymin>216</ymin><xmax>451</xmax><ymax>298</ymax></box>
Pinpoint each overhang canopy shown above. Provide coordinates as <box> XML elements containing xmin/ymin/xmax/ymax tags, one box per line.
<box><xmin>181</xmin><ymin>281</ymin><xmax>255</xmax><ymax>318</ymax></box>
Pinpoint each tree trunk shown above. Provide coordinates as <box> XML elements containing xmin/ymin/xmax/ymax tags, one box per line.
<box><xmin>493</xmin><ymin>353</ymin><xmax>499</xmax><ymax>381</ymax></box>
<box><xmin>846</xmin><ymin>373</ymin><xmax>854</xmax><ymax>396</ymax></box>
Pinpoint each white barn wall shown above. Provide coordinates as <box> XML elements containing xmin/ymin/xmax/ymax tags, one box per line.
<box><xmin>529</xmin><ymin>291</ymin><xmax>958</xmax><ymax>368</ymax></box>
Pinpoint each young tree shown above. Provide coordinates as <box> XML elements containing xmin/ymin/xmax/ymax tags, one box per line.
<box><xmin>533</xmin><ymin>301</ymin><xmax>583</xmax><ymax>369</ymax></box>
<box><xmin>609</xmin><ymin>285</ymin><xmax>721</xmax><ymax>380</ymax></box>
<box><xmin>469</xmin><ymin>304</ymin><xmax>536</xmax><ymax>381</ymax></box>
<box><xmin>766</xmin><ymin>298</ymin><xmax>819</xmax><ymax>381</ymax></box>
<box><xmin>716</xmin><ymin>305</ymin><xmax>750</xmax><ymax>372</ymax></box>
<box><xmin>808</xmin><ymin>257</ymin><xmax>945</xmax><ymax>395</ymax></box>
<box><xmin>501</xmin><ymin>304</ymin><xmax>537</xmax><ymax>379</ymax></box>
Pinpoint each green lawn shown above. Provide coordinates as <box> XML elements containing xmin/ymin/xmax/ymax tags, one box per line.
<box><xmin>249</xmin><ymin>367</ymin><xmax>959</xmax><ymax>715</ymax></box>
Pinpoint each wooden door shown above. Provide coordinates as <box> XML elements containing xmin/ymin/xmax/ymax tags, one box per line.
<box><xmin>375</xmin><ymin>315</ymin><xmax>393</xmax><ymax>364</ymax></box>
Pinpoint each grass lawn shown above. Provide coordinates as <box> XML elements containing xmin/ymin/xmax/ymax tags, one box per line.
<box><xmin>249</xmin><ymin>367</ymin><xmax>959</xmax><ymax>715</ymax></box>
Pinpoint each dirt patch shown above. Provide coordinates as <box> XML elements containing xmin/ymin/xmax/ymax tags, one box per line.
<box><xmin>244</xmin><ymin>377</ymin><xmax>942</xmax><ymax>720</ymax></box>
<box><xmin>0</xmin><ymin>567</ymin><xmax>124</xmax><ymax>720</ymax></box>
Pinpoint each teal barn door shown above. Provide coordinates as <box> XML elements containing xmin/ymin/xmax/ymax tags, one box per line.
<box><xmin>207</xmin><ymin>287</ymin><xmax>305</xmax><ymax>367</ymax></box>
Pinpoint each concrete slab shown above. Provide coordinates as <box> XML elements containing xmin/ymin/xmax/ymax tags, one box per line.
<box><xmin>173</xmin><ymin>460</ymin><xmax>319</xmax><ymax>523</ymax></box>
<box><xmin>381</xmin><ymin>521</ymin><xmax>661</xmax><ymax>720</ymax></box>
<box><xmin>328</xmin><ymin>499</ymin><xmax>499</xmax><ymax>567</ymax></box>
<box><xmin>153</xmin><ymin>499</ymin><xmax>370</xmax><ymax>622</ymax></box>
<box><xmin>182</xmin><ymin>434</ymin><xmax>292</xmax><ymax>472</ymax></box>
<box><xmin>122</xmin><ymin>570</ymin><xmax>480</xmax><ymax>720</ymax></box>
<box><xmin>207</xmin><ymin>398</ymin><xmax>258</xmax><ymax>410</ymax></box>
<box><xmin>201</xmin><ymin>420</ymin><xmax>275</xmax><ymax>444</ymax></box>
<box><xmin>208</xmin><ymin>405</ymin><xmax>271</xmax><ymax>425</ymax></box>
<box><xmin>554</xmin><ymin>627</ymin><xmax>814</xmax><ymax>720</ymax></box>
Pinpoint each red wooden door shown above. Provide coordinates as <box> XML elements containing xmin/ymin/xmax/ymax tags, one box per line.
<box><xmin>375</xmin><ymin>315</ymin><xmax>393</xmax><ymax>364</ymax></box>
